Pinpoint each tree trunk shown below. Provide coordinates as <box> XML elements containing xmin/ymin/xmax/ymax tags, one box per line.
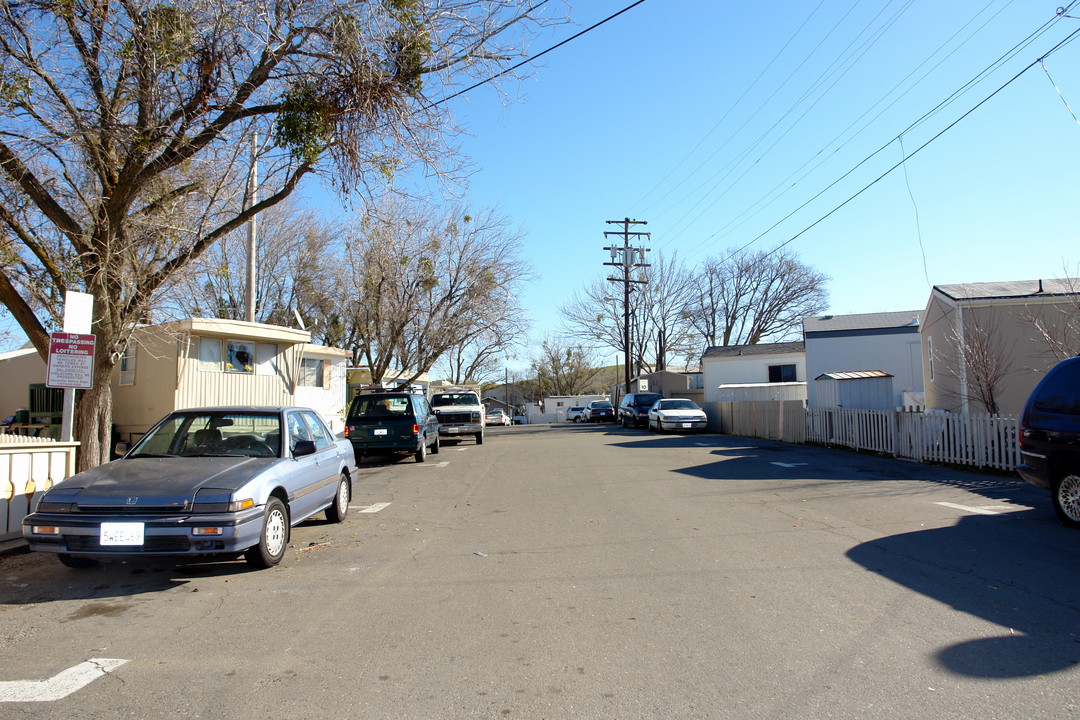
<box><xmin>74</xmin><ymin>356</ymin><xmax>115</xmax><ymax>472</ymax></box>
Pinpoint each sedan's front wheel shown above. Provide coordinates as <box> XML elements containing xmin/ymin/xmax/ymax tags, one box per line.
<box><xmin>1052</xmin><ymin>471</ymin><xmax>1080</xmax><ymax>529</ymax></box>
<box><xmin>325</xmin><ymin>475</ymin><xmax>350</xmax><ymax>524</ymax></box>
<box><xmin>245</xmin><ymin>497</ymin><xmax>289</xmax><ymax>568</ymax></box>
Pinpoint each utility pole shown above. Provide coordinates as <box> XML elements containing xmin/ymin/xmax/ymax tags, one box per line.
<box><xmin>244</xmin><ymin>133</ymin><xmax>258</xmax><ymax>323</ymax></box>
<box><xmin>603</xmin><ymin>218</ymin><xmax>650</xmax><ymax>394</ymax></box>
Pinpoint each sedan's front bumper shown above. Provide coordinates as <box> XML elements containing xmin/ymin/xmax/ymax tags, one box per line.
<box><xmin>658</xmin><ymin>417</ymin><xmax>708</xmax><ymax>432</ymax></box>
<box><xmin>22</xmin><ymin>507</ymin><xmax>265</xmax><ymax>558</ymax></box>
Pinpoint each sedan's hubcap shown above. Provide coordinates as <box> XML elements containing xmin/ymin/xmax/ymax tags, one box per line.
<box><xmin>1060</xmin><ymin>475</ymin><xmax>1080</xmax><ymax>521</ymax></box>
<box><xmin>265</xmin><ymin>509</ymin><xmax>287</xmax><ymax>556</ymax></box>
<box><xmin>337</xmin><ymin>481</ymin><xmax>348</xmax><ymax>512</ymax></box>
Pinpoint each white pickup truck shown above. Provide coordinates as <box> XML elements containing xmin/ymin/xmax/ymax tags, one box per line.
<box><xmin>430</xmin><ymin>391</ymin><xmax>485</xmax><ymax>444</ymax></box>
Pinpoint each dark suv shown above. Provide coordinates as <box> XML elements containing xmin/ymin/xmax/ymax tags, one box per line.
<box><xmin>1018</xmin><ymin>356</ymin><xmax>1080</xmax><ymax>528</ymax></box>
<box><xmin>345</xmin><ymin>392</ymin><xmax>440</xmax><ymax>464</ymax></box>
<box><xmin>618</xmin><ymin>392</ymin><xmax>663</xmax><ymax>428</ymax></box>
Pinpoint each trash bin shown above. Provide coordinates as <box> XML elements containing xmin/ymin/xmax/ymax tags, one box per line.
<box><xmin>14</xmin><ymin>409</ymin><xmax>29</xmax><ymax>423</ymax></box>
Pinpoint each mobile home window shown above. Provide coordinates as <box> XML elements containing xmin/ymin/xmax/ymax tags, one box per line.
<box><xmin>226</xmin><ymin>340</ymin><xmax>255</xmax><ymax>374</ymax></box>
<box><xmin>119</xmin><ymin>345</ymin><xmax>136</xmax><ymax>386</ymax></box>
<box><xmin>768</xmin><ymin>364</ymin><xmax>797</xmax><ymax>383</ymax></box>
<box><xmin>199</xmin><ymin>337</ymin><xmax>222</xmax><ymax>371</ymax></box>
<box><xmin>298</xmin><ymin>357</ymin><xmax>324</xmax><ymax>387</ymax></box>
<box><xmin>256</xmin><ymin>343</ymin><xmax>278</xmax><ymax>376</ymax></box>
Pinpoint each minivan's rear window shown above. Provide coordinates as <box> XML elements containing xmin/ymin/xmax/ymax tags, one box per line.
<box><xmin>350</xmin><ymin>395</ymin><xmax>412</xmax><ymax>418</ymax></box>
<box><xmin>1034</xmin><ymin>362</ymin><xmax>1080</xmax><ymax>414</ymax></box>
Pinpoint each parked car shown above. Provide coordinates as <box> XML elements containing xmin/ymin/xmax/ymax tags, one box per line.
<box><xmin>583</xmin><ymin>400</ymin><xmax>615</xmax><ymax>422</ymax></box>
<box><xmin>648</xmin><ymin>398</ymin><xmax>709</xmax><ymax>432</ymax></box>
<box><xmin>1018</xmin><ymin>356</ymin><xmax>1080</xmax><ymax>528</ymax></box>
<box><xmin>618</xmin><ymin>392</ymin><xmax>664</xmax><ymax>428</ymax></box>
<box><xmin>346</xmin><ymin>391</ymin><xmax>440</xmax><ymax>463</ymax></box>
<box><xmin>23</xmin><ymin>406</ymin><xmax>354</xmax><ymax>569</ymax></box>
<box><xmin>486</xmin><ymin>409</ymin><xmax>512</xmax><ymax>427</ymax></box>
<box><xmin>566</xmin><ymin>406</ymin><xmax>586</xmax><ymax>423</ymax></box>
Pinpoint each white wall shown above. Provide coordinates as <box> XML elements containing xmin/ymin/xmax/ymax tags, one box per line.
<box><xmin>295</xmin><ymin>356</ymin><xmax>349</xmax><ymax>433</ymax></box>
<box><xmin>805</xmin><ymin>333</ymin><xmax>922</xmax><ymax>409</ymax></box>
<box><xmin>703</xmin><ymin>353</ymin><xmax>806</xmax><ymax>403</ymax></box>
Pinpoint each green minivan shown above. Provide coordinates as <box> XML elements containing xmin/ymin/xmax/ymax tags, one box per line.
<box><xmin>345</xmin><ymin>392</ymin><xmax>441</xmax><ymax>463</ymax></box>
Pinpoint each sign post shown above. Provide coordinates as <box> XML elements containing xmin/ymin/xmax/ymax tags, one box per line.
<box><xmin>52</xmin><ymin>292</ymin><xmax>95</xmax><ymax>443</ymax></box>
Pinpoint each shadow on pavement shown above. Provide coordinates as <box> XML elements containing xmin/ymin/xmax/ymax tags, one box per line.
<box><xmin>847</xmin><ymin>512</ymin><xmax>1080</xmax><ymax>678</ymax></box>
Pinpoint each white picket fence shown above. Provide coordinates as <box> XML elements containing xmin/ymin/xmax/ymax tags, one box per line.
<box><xmin>804</xmin><ymin>408</ymin><xmax>1020</xmax><ymax>471</ymax></box>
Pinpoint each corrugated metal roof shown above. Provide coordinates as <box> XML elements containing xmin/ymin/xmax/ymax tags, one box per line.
<box><xmin>935</xmin><ymin>278</ymin><xmax>1080</xmax><ymax>301</ymax></box>
<box><xmin>815</xmin><ymin>370</ymin><xmax>893</xmax><ymax>381</ymax></box>
<box><xmin>802</xmin><ymin>310</ymin><xmax>921</xmax><ymax>334</ymax></box>
<box><xmin>702</xmin><ymin>341</ymin><xmax>804</xmax><ymax>358</ymax></box>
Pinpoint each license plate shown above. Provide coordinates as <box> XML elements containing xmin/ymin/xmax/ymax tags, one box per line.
<box><xmin>100</xmin><ymin>522</ymin><xmax>144</xmax><ymax>546</ymax></box>
<box><xmin>373</xmin><ymin>428</ymin><xmax>388</xmax><ymax>436</ymax></box>
<box><xmin>682</xmin><ymin>423</ymin><xmax>692</xmax><ymax>428</ymax></box>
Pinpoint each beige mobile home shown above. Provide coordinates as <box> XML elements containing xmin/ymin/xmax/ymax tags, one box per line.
<box><xmin>921</xmin><ymin>279</ymin><xmax>1080</xmax><ymax>416</ymax></box>
<box><xmin>111</xmin><ymin>318</ymin><xmax>340</xmax><ymax>441</ymax></box>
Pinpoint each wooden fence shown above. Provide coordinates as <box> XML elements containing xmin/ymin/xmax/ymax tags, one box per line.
<box><xmin>1</xmin><ymin>435</ymin><xmax>78</xmax><ymax>542</ymax></box>
<box><xmin>704</xmin><ymin>401</ymin><xmax>1021</xmax><ymax>472</ymax></box>
<box><xmin>805</xmin><ymin>408</ymin><xmax>1020</xmax><ymax>471</ymax></box>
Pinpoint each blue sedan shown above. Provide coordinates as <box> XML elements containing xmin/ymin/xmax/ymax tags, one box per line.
<box><xmin>23</xmin><ymin>406</ymin><xmax>355</xmax><ymax>569</ymax></box>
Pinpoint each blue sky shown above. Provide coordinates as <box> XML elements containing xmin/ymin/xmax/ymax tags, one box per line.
<box><xmin>4</xmin><ymin>0</ymin><xmax>1079</xmax><ymax>373</ymax></box>
<box><xmin>423</xmin><ymin>0</ymin><xmax>1080</xmax><ymax>368</ymax></box>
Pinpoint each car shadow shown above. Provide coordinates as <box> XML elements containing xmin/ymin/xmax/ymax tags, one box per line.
<box><xmin>847</xmin><ymin>512</ymin><xmax>1080</xmax><ymax>678</ymax></box>
<box><xmin>1</xmin><ymin>514</ymin><xmax>346</xmax><ymax>604</ymax></box>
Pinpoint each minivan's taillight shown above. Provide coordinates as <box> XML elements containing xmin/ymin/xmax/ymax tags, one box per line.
<box><xmin>344</xmin><ymin>425</ymin><xmax>351</xmax><ymax>437</ymax></box>
<box><xmin>412</xmin><ymin>423</ymin><xmax>420</xmax><ymax>435</ymax></box>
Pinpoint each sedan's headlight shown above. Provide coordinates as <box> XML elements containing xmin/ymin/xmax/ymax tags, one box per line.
<box><xmin>192</xmin><ymin>488</ymin><xmax>255</xmax><ymax>513</ymax></box>
<box><xmin>34</xmin><ymin>500</ymin><xmax>74</xmax><ymax>513</ymax></box>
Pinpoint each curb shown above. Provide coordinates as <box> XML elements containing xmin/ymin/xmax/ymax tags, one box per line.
<box><xmin>0</xmin><ymin>538</ymin><xmax>29</xmax><ymax>558</ymax></box>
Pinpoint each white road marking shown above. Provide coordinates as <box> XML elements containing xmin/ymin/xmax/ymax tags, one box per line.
<box><xmin>355</xmin><ymin>502</ymin><xmax>392</xmax><ymax>513</ymax></box>
<box><xmin>0</xmin><ymin>658</ymin><xmax>128</xmax><ymax>703</ymax></box>
<box><xmin>416</xmin><ymin>461</ymin><xmax>450</xmax><ymax>467</ymax></box>
<box><xmin>771</xmin><ymin>462</ymin><xmax>808</xmax><ymax>468</ymax></box>
<box><xmin>934</xmin><ymin>501</ymin><xmax>1009</xmax><ymax>516</ymax></box>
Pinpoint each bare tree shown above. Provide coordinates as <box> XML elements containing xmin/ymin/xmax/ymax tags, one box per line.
<box><xmin>0</xmin><ymin>0</ymin><xmax>560</xmax><ymax>468</ymax></box>
<box><xmin>162</xmin><ymin>198</ymin><xmax>340</xmax><ymax>325</ymax></box>
<box><xmin>942</xmin><ymin>314</ymin><xmax>1015</xmax><ymax>415</ymax></box>
<box><xmin>530</xmin><ymin>338</ymin><xmax>602</xmax><ymax>397</ymax></box>
<box><xmin>1024</xmin><ymin>276</ymin><xmax>1080</xmax><ymax>362</ymax></box>
<box><xmin>687</xmin><ymin>247</ymin><xmax>829</xmax><ymax>351</ymax></box>
<box><xmin>437</xmin><ymin>316</ymin><xmax>530</xmax><ymax>385</ymax></box>
<box><xmin>560</xmin><ymin>251</ymin><xmax>696</xmax><ymax>373</ymax></box>
<box><xmin>339</xmin><ymin>202</ymin><xmax>530</xmax><ymax>384</ymax></box>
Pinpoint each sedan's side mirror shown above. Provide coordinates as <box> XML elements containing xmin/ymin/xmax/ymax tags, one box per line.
<box><xmin>292</xmin><ymin>439</ymin><xmax>317</xmax><ymax>457</ymax></box>
<box><xmin>114</xmin><ymin>441</ymin><xmax>131</xmax><ymax>457</ymax></box>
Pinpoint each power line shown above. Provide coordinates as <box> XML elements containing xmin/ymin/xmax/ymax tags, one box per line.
<box><xmin>732</xmin><ymin>24</ymin><xmax>1080</xmax><ymax>264</ymax></box>
<box><xmin>671</xmin><ymin>2</ymin><xmax>1077</xmax><ymax>263</ymax></box>
<box><xmin>425</xmin><ymin>0</ymin><xmax>650</xmax><ymax>111</ymax></box>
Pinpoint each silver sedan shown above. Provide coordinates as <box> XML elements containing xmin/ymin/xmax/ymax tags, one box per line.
<box><xmin>23</xmin><ymin>406</ymin><xmax>354</xmax><ymax>569</ymax></box>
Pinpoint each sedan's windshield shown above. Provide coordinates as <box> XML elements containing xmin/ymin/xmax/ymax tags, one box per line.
<box><xmin>658</xmin><ymin>400</ymin><xmax>699</xmax><ymax>410</ymax></box>
<box><xmin>130</xmin><ymin>412</ymin><xmax>281</xmax><ymax>458</ymax></box>
<box><xmin>591</xmin><ymin>402</ymin><xmax>612</xmax><ymax>409</ymax></box>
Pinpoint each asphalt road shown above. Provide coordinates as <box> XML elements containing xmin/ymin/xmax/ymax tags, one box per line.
<box><xmin>1</xmin><ymin>423</ymin><xmax>1078</xmax><ymax>719</ymax></box>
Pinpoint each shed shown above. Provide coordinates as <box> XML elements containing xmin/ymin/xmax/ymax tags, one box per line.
<box><xmin>814</xmin><ymin>370</ymin><xmax>895</xmax><ymax>411</ymax></box>
<box><xmin>714</xmin><ymin>381</ymin><xmax>807</xmax><ymax>403</ymax></box>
